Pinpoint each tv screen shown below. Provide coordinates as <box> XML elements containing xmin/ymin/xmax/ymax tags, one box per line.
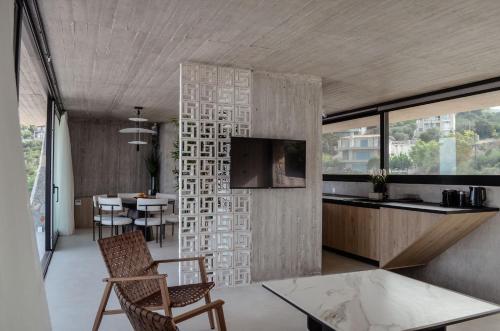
<box><xmin>230</xmin><ymin>137</ymin><xmax>306</xmax><ymax>189</ymax></box>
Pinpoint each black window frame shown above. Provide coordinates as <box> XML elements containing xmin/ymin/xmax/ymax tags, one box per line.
<box><xmin>322</xmin><ymin>77</ymin><xmax>500</xmax><ymax>186</ymax></box>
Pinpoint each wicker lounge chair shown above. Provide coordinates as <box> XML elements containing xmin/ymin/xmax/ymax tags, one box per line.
<box><xmin>93</xmin><ymin>231</ymin><xmax>217</xmax><ymax>331</ymax></box>
<box><xmin>115</xmin><ymin>281</ymin><xmax>226</xmax><ymax>331</ymax></box>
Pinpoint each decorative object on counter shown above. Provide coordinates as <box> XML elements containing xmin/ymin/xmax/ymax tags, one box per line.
<box><xmin>368</xmin><ymin>168</ymin><xmax>387</xmax><ymax>200</ymax></box>
<box><xmin>470</xmin><ymin>186</ymin><xmax>487</xmax><ymax>207</ymax></box>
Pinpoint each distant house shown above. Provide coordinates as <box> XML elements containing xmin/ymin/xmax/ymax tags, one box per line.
<box><xmin>337</xmin><ymin>132</ymin><xmax>379</xmax><ymax>173</ymax></box>
<box><xmin>415</xmin><ymin>114</ymin><xmax>455</xmax><ymax>136</ymax></box>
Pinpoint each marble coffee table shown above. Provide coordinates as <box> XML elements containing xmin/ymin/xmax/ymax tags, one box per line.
<box><xmin>263</xmin><ymin>269</ymin><xmax>500</xmax><ymax>331</ymax></box>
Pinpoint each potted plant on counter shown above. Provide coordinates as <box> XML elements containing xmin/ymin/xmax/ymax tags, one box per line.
<box><xmin>368</xmin><ymin>168</ymin><xmax>387</xmax><ymax>200</ymax></box>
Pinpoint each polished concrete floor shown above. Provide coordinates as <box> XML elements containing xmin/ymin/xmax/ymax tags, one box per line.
<box><xmin>45</xmin><ymin>230</ymin><xmax>500</xmax><ymax>330</ymax></box>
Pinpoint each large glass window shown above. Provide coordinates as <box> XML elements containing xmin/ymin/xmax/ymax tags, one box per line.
<box><xmin>18</xmin><ymin>19</ymin><xmax>49</xmax><ymax>262</ymax></box>
<box><xmin>322</xmin><ymin>115</ymin><xmax>380</xmax><ymax>174</ymax></box>
<box><xmin>388</xmin><ymin>91</ymin><xmax>500</xmax><ymax>175</ymax></box>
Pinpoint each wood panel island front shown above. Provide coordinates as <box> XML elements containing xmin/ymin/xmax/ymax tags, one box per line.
<box><xmin>322</xmin><ymin>195</ymin><xmax>498</xmax><ymax>269</ymax></box>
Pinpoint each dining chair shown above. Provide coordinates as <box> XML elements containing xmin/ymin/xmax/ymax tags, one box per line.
<box><xmin>97</xmin><ymin>197</ymin><xmax>133</xmax><ymax>239</ymax></box>
<box><xmin>135</xmin><ymin>198</ymin><xmax>169</xmax><ymax>247</ymax></box>
<box><xmin>115</xmin><ymin>283</ymin><xmax>226</xmax><ymax>331</ymax></box>
<box><xmin>92</xmin><ymin>194</ymin><xmax>107</xmax><ymax>241</ymax></box>
<box><xmin>93</xmin><ymin>231</ymin><xmax>218</xmax><ymax>331</ymax></box>
<box><xmin>156</xmin><ymin>193</ymin><xmax>178</xmax><ymax>236</ymax></box>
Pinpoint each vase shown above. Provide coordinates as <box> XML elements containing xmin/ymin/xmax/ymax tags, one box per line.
<box><xmin>150</xmin><ymin>176</ymin><xmax>158</xmax><ymax>195</ymax></box>
<box><xmin>373</xmin><ymin>183</ymin><xmax>386</xmax><ymax>194</ymax></box>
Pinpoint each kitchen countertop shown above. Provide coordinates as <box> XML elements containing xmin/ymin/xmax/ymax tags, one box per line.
<box><xmin>323</xmin><ymin>193</ymin><xmax>499</xmax><ymax>214</ymax></box>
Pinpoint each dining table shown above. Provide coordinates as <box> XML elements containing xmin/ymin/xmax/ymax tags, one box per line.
<box><xmin>121</xmin><ymin>197</ymin><xmax>176</xmax><ymax>241</ymax></box>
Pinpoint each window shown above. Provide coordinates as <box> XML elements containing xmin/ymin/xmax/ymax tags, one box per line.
<box><xmin>388</xmin><ymin>91</ymin><xmax>500</xmax><ymax>175</ymax></box>
<box><xmin>322</xmin><ymin>115</ymin><xmax>380</xmax><ymax>174</ymax></box>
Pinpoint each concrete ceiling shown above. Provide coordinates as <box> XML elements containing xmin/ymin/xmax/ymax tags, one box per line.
<box><xmin>38</xmin><ymin>0</ymin><xmax>500</xmax><ymax>122</ymax></box>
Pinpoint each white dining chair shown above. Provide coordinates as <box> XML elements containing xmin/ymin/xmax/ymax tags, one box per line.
<box><xmin>134</xmin><ymin>198</ymin><xmax>169</xmax><ymax>247</ymax></box>
<box><xmin>156</xmin><ymin>193</ymin><xmax>179</xmax><ymax>236</ymax></box>
<box><xmin>116</xmin><ymin>193</ymin><xmax>141</xmax><ymax>217</ymax></box>
<box><xmin>92</xmin><ymin>194</ymin><xmax>108</xmax><ymax>241</ymax></box>
<box><xmin>97</xmin><ymin>197</ymin><xmax>133</xmax><ymax>239</ymax></box>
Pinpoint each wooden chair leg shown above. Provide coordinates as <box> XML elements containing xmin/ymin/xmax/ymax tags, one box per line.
<box><xmin>171</xmin><ymin>223</ymin><xmax>174</xmax><ymax>236</ymax></box>
<box><xmin>205</xmin><ymin>293</ymin><xmax>215</xmax><ymax>329</ymax></box>
<box><xmin>158</xmin><ymin>278</ymin><xmax>172</xmax><ymax>317</ymax></box>
<box><xmin>214</xmin><ymin>304</ymin><xmax>227</xmax><ymax>331</ymax></box>
<box><xmin>92</xmin><ymin>281</ymin><xmax>113</xmax><ymax>331</ymax></box>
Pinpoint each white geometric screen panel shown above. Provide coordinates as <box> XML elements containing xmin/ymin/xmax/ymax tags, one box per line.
<box><xmin>180</xmin><ymin>63</ymin><xmax>252</xmax><ymax>287</ymax></box>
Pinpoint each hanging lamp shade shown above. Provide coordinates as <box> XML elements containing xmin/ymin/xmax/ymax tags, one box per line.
<box><xmin>119</xmin><ymin>128</ymin><xmax>157</xmax><ymax>134</ymax></box>
<box><xmin>119</xmin><ymin>106</ymin><xmax>156</xmax><ymax>149</ymax></box>
<box><xmin>128</xmin><ymin>117</ymin><xmax>148</xmax><ymax>122</ymax></box>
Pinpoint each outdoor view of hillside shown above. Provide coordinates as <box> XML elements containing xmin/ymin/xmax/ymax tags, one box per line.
<box><xmin>389</xmin><ymin>108</ymin><xmax>500</xmax><ymax>175</ymax></box>
<box><xmin>21</xmin><ymin>125</ymin><xmax>45</xmax><ymax>192</ymax></box>
<box><xmin>322</xmin><ymin>107</ymin><xmax>500</xmax><ymax>175</ymax></box>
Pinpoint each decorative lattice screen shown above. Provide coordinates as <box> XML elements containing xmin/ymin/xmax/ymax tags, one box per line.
<box><xmin>179</xmin><ymin>63</ymin><xmax>252</xmax><ymax>287</ymax></box>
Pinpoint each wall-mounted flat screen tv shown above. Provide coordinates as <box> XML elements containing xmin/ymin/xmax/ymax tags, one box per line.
<box><xmin>230</xmin><ymin>137</ymin><xmax>306</xmax><ymax>189</ymax></box>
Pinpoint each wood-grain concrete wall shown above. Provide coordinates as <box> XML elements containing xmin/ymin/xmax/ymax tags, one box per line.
<box><xmin>251</xmin><ymin>71</ymin><xmax>322</xmax><ymax>281</ymax></box>
<box><xmin>68</xmin><ymin>116</ymin><xmax>151</xmax><ymax>198</ymax></box>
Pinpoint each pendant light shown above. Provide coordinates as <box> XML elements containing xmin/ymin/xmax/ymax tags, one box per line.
<box><xmin>119</xmin><ymin>106</ymin><xmax>156</xmax><ymax>150</ymax></box>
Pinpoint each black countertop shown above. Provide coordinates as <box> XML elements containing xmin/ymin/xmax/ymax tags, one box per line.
<box><xmin>322</xmin><ymin>194</ymin><xmax>499</xmax><ymax>214</ymax></box>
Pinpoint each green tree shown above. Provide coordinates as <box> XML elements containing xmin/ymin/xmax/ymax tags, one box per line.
<box><xmin>418</xmin><ymin>127</ymin><xmax>440</xmax><ymax>143</ymax></box>
<box><xmin>390</xmin><ymin>153</ymin><xmax>413</xmax><ymax>170</ymax></box>
<box><xmin>409</xmin><ymin>140</ymin><xmax>440</xmax><ymax>174</ymax></box>
<box><xmin>454</xmin><ymin>130</ymin><xmax>475</xmax><ymax>167</ymax></box>
<box><xmin>322</xmin><ymin>133</ymin><xmax>339</xmax><ymax>154</ymax></box>
<box><xmin>389</xmin><ymin>120</ymin><xmax>417</xmax><ymax>140</ymax></box>
<box><xmin>475</xmin><ymin>119</ymin><xmax>494</xmax><ymax>139</ymax></box>
<box><xmin>367</xmin><ymin>157</ymin><xmax>380</xmax><ymax>171</ymax></box>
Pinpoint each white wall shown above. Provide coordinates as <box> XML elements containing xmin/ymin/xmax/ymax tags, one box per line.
<box><xmin>324</xmin><ymin>180</ymin><xmax>500</xmax><ymax>303</ymax></box>
<box><xmin>0</xmin><ymin>0</ymin><xmax>52</xmax><ymax>329</ymax></box>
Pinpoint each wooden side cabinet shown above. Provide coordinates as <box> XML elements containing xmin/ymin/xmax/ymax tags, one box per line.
<box><xmin>323</xmin><ymin>203</ymin><xmax>380</xmax><ymax>261</ymax></box>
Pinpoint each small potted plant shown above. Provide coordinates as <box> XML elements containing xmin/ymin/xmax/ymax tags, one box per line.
<box><xmin>368</xmin><ymin>168</ymin><xmax>387</xmax><ymax>200</ymax></box>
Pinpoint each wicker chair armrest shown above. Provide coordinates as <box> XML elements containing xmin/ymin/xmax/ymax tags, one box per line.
<box><xmin>173</xmin><ymin>299</ymin><xmax>225</xmax><ymax>324</ymax></box>
<box><xmin>103</xmin><ymin>274</ymin><xmax>168</xmax><ymax>283</ymax></box>
<box><xmin>153</xmin><ymin>257</ymin><xmax>204</xmax><ymax>264</ymax></box>
<box><xmin>145</xmin><ymin>257</ymin><xmax>204</xmax><ymax>271</ymax></box>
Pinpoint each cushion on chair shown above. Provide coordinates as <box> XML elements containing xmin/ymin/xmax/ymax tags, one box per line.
<box><xmin>134</xmin><ymin>218</ymin><xmax>163</xmax><ymax>226</ymax></box>
<box><xmin>94</xmin><ymin>215</ymin><xmax>112</xmax><ymax>222</ymax></box>
<box><xmin>100</xmin><ymin>217</ymin><xmax>133</xmax><ymax>226</ymax></box>
<box><xmin>164</xmin><ymin>215</ymin><xmax>179</xmax><ymax>224</ymax></box>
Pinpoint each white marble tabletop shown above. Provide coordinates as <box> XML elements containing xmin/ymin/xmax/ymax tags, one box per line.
<box><xmin>263</xmin><ymin>270</ymin><xmax>500</xmax><ymax>331</ymax></box>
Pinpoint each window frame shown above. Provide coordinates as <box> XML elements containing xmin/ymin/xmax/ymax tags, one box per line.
<box><xmin>322</xmin><ymin>77</ymin><xmax>500</xmax><ymax>186</ymax></box>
